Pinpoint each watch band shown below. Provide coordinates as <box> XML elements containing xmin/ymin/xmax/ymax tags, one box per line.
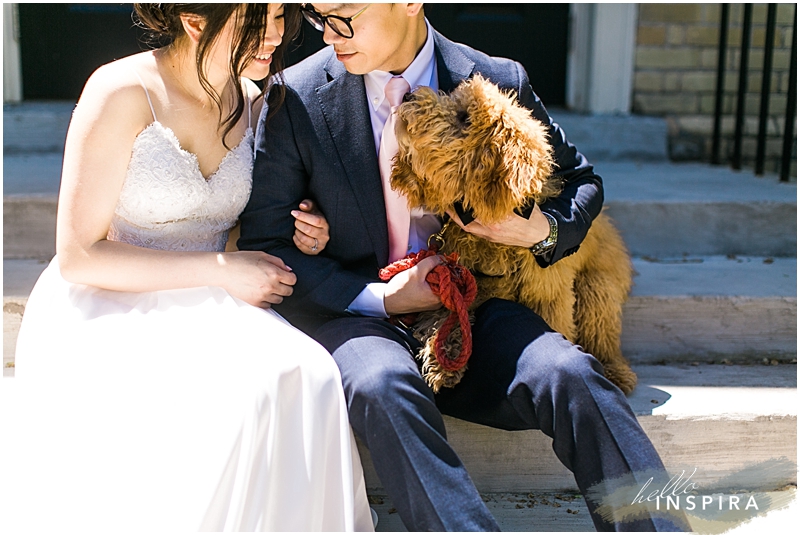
<box><xmin>530</xmin><ymin>211</ymin><xmax>558</xmax><ymax>256</ymax></box>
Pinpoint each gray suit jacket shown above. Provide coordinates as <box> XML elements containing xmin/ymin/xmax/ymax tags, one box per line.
<box><xmin>238</xmin><ymin>30</ymin><xmax>603</xmax><ymax>331</ymax></box>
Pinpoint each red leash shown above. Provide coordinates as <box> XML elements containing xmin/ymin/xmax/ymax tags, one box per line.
<box><xmin>379</xmin><ymin>243</ymin><xmax>478</xmax><ymax>371</ymax></box>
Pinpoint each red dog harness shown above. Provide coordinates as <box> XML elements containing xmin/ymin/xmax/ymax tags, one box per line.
<box><xmin>379</xmin><ymin>241</ymin><xmax>478</xmax><ymax>371</ymax></box>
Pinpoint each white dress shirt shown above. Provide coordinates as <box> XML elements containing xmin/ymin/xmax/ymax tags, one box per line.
<box><xmin>347</xmin><ymin>19</ymin><xmax>443</xmax><ymax>318</ymax></box>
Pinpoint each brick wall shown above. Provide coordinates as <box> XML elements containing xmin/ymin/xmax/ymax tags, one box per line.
<box><xmin>633</xmin><ymin>3</ymin><xmax>796</xmax><ymax>178</ymax></box>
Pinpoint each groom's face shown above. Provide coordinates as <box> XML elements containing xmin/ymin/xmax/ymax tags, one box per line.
<box><xmin>310</xmin><ymin>3</ymin><xmax>424</xmax><ymax>75</ymax></box>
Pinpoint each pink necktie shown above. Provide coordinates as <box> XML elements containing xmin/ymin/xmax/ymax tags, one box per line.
<box><xmin>378</xmin><ymin>76</ymin><xmax>411</xmax><ymax>264</ymax></box>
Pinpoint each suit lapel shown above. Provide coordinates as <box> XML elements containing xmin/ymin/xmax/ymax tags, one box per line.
<box><xmin>433</xmin><ymin>31</ymin><xmax>476</xmax><ymax>93</ymax></box>
<box><xmin>313</xmin><ymin>34</ymin><xmax>476</xmax><ymax>265</ymax></box>
<box><xmin>316</xmin><ymin>56</ymin><xmax>389</xmax><ymax>264</ymax></box>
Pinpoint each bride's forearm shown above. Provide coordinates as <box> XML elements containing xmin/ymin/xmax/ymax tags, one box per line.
<box><xmin>58</xmin><ymin>239</ymin><xmax>227</xmax><ymax>293</ymax></box>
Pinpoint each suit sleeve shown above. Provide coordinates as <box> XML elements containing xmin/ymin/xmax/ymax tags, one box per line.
<box><xmin>513</xmin><ymin>61</ymin><xmax>604</xmax><ymax>267</ymax></box>
<box><xmin>237</xmin><ymin>85</ymin><xmax>375</xmax><ymax>318</ymax></box>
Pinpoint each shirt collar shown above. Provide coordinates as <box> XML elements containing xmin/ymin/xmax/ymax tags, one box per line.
<box><xmin>364</xmin><ymin>19</ymin><xmax>437</xmax><ymax>111</ymax></box>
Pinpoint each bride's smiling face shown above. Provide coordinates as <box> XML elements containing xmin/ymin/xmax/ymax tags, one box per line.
<box><xmin>241</xmin><ymin>4</ymin><xmax>286</xmax><ymax>81</ymax></box>
<box><xmin>199</xmin><ymin>3</ymin><xmax>286</xmax><ymax>84</ymax></box>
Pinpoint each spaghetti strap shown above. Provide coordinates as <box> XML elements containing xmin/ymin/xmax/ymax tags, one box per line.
<box><xmin>247</xmin><ymin>93</ymin><xmax>252</xmax><ymax>129</ymax></box>
<box><xmin>133</xmin><ymin>70</ymin><xmax>157</xmax><ymax>122</ymax></box>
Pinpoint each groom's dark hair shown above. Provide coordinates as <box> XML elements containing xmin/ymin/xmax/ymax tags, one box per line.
<box><xmin>133</xmin><ymin>4</ymin><xmax>301</xmax><ymax>147</ymax></box>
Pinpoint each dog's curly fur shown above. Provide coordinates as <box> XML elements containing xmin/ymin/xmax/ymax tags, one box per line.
<box><xmin>390</xmin><ymin>75</ymin><xmax>638</xmax><ymax>395</ymax></box>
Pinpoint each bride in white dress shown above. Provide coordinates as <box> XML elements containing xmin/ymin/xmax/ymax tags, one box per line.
<box><xmin>0</xmin><ymin>4</ymin><xmax>373</xmax><ymax>532</ymax></box>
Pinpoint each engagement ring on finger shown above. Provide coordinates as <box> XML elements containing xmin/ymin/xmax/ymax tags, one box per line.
<box><xmin>312</xmin><ymin>238</ymin><xmax>318</xmax><ymax>252</ymax></box>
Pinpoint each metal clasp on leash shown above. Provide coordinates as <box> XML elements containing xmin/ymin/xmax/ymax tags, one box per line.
<box><xmin>427</xmin><ymin>220</ymin><xmax>451</xmax><ymax>252</ymax></box>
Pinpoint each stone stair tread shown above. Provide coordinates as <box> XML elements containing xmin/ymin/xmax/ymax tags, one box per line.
<box><xmin>630</xmin><ymin>362</ymin><xmax>796</xmax><ymax>388</ymax></box>
<box><xmin>5</xmin><ymin>256</ymin><xmax>795</xmax><ymax>302</ymax></box>
<box><xmin>600</xmin><ymin>160</ymin><xmax>796</xmax><ymax>204</ymax></box>
<box><xmin>2</xmin><ymin>101</ymin><xmax>74</xmax><ymax>155</ymax></box>
<box><xmin>3</xmin><ymin>154</ymin><xmax>796</xmax><ymax>202</ymax></box>
<box><xmin>627</xmin><ymin>363</ymin><xmax>796</xmax><ymax>417</ymax></box>
<box><xmin>549</xmin><ymin>108</ymin><xmax>670</xmax><ymax>162</ymax></box>
<box><xmin>4</xmin><ymin>256</ymin><xmax>796</xmax><ymax>369</ymax></box>
<box><xmin>3</xmin><ymin>258</ymin><xmax>49</xmax><ymax>300</ymax></box>
<box><xmin>630</xmin><ymin>256</ymin><xmax>796</xmax><ymax>297</ymax></box>
<box><xmin>2</xmin><ymin>154</ymin><xmax>63</xmax><ymax>196</ymax></box>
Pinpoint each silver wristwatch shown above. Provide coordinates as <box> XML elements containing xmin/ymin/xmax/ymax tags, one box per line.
<box><xmin>530</xmin><ymin>212</ymin><xmax>558</xmax><ymax>256</ymax></box>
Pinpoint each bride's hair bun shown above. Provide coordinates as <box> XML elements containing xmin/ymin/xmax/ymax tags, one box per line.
<box><xmin>133</xmin><ymin>4</ymin><xmax>181</xmax><ymax>41</ymax></box>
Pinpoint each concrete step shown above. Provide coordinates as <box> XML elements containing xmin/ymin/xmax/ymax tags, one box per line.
<box><xmin>2</xmin><ymin>101</ymin><xmax>73</xmax><ymax>155</ymax></box>
<box><xmin>3</xmin><ymin>156</ymin><xmax>795</xmax><ymax>259</ymax></box>
<box><xmin>356</xmin><ymin>362</ymin><xmax>796</xmax><ymax>494</ymax></box>
<box><xmin>601</xmin><ymin>160</ymin><xmax>796</xmax><ymax>258</ymax></box>
<box><xmin>2</xmin><ymin>103</ymin><xmax>669</xmax><ymax>161</ymax></box>
<box><xmin>4</xmin><ymin>256</ymin><xmax>795</xmax><ymax>373</ymax></box>
<box><xmin>550</xmin><ymin>109</ymin><xmax>670</xmax><ymax>162</ymax></box>
<box><xmin>369</xmin><ymin>489</ymin><xmax>797</xmax><ymax>532</ymax></box>
<box><xmin>3</xmin><ymin>195</ymin><xmax>59</xmax><ymax>260</ymax></box>
<box><xmin>624</xmin><ymin>255</ymin><xmax>796</xmax><ymax>363</ymax></box>
<box><xmin>1</xmin><ymin>103</ymin><xmax>671</xmax><ymax>161</ymax></box>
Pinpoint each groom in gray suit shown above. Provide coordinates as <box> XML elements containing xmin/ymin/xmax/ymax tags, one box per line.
<box><xmin>239</xmin><ymin>4</ymin><xmax>688</xmax><ymax>531</ymax></box>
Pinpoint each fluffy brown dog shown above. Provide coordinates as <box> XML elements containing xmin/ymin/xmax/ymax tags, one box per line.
<box><xmin>390</xmin><ymin>75</ymin><xmax>637</xmax><ymax>395</ymax></box>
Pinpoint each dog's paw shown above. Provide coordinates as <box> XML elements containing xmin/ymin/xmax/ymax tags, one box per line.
<box><xmin>604</xmin><ymin>363</ymin><xmax>638</xmax><ymax>395</ymax></box>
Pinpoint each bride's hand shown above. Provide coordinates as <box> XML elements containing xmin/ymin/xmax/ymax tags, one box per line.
<box><xmin>291</xmin><ymin>200</ymin><xmax>330</xmax><ymax>256</ymax></box>
<box><xmin>217</xmin><ymin>251</ymin><xmax>297</xmax><ymax>308</ymax></box>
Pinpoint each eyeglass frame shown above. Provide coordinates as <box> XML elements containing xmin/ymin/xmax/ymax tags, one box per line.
<box><xmin>300</xmin><ymin>4</ymin><xmax>371</xmax><ymax>39</ymax></box>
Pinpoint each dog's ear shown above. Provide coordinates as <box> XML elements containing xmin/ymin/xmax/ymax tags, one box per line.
<box><xmin>390</xmin><ymin>152</ymin><xmax>425</xmax><ymax>209</ymax></box>
<box><xmin>457</xmin><ymin>78</ymin><xmax>523</xmax><ymax>222</ymax></box>
<box><xmin>460</xmin><ymin>134</ymin><xmax>518</xmax><ymax>223</ymax></box>
<box><xmin>499</xmin><ymin>117</ymin><xmax>557</xmax><ymax>206</ymax></box>
<box><xmin>460</xmin><ymin>76</ymin><xmax>558</xmax><ymax>219</ymax></box>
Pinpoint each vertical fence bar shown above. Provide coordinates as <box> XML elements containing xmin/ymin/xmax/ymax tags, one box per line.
<box><xmin>755</xmin><ymin>4</ymin><xmax>777</xmax><ymax>175</ymax></box>
<box><xmin>780</xmin><ymin>6</ymin><xmax>796</xmax><ymax>182</ymax></box>
<box><xmin>733</xmin><ymin>3</ymin><xmax>753</xmax><ymax>170</ymax></box>
<box><xmin>712</xmin><ymin>4</ymin><xmax>730</xmax><ymax>165</ymax></box>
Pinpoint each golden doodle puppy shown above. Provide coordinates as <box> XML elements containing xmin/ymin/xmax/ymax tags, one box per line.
<box><xmin>391</xmin><ymin>75</ymin><xmax>638</xmax><ymax>395</ymax></box>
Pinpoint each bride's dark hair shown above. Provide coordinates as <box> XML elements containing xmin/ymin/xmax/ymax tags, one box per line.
<box><xmin>133</xmin><ymin>4</ymin><xmax>300</xmax><ymax>147</ymax></box>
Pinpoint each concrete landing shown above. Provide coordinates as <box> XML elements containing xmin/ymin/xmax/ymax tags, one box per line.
<box><xmin>369</xmin><ymin>489</ymin><xmax>797</xmax><ymax>532</ymax></box>
<box><xmin>371</xmin><ymin>491</ymin><xmax>595</xmax><ymax>532</ymax></box>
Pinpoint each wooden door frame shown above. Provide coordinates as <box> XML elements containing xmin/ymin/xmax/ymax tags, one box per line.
<box><xmin>567</xmin><ymin>4</ymin><xmax>639</xmax><ymax>115</ymax></box>
<box><xmin>4</xmin><ymin>3</ymin><xmax>23</xmax><ymax>103</ymax></box>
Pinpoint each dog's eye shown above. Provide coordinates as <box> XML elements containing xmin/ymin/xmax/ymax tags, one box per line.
<box><xmin>455</xmin><ymin>110</ymin><xmax>470</xmax><ymax>127</ymax></box>
<box><xmin>402</xmin><ymin>92</ymin><xmax>414</xmax><ymax>103</ymax></box>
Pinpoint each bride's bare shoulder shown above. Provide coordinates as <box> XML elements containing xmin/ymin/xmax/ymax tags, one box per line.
<box><xmin>72</xmin><ymin>52</ymin><xmax>159</xmax><ymax>131</ymax></box>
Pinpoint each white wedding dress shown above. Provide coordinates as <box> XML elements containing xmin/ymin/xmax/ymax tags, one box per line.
<box><xmin>0</xmin><ymin>87</ymin><xmax>373</xmax><ymax>532</ymax></box>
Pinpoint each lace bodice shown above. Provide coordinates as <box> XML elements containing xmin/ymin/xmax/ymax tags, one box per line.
<box><xmin>107</xmin><ymin>122</ymin><xmax>254</xmax><ymax>252</ymax></box>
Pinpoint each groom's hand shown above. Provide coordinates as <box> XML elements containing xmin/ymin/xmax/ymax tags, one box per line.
<box><xmin>384</xmin><ymin>255</ymin><xmax>444</xmax><ymax>315</ymax></box>
<box><xmin>447</xmin><ymin>203</ymin><xmax>550</xmax><ymax>248</ymax></box>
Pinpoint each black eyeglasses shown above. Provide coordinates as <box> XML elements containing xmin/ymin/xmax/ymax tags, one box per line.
<box><xmin>300</xmin><ymin>4</ymin><xmax>371</xmax><ymax>39</ymax></box>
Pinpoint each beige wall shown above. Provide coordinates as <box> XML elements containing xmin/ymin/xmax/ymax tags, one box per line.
<box><xmin>632</xmin><ymin>3</ymin><xmax>795</xmax><ymax>177</ymax></box>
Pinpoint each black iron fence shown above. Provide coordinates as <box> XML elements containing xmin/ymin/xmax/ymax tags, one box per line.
<box><xmin>711</xmin><ymin>3</ymin><xmax>797</xmax><ymax>181</ymax></box>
